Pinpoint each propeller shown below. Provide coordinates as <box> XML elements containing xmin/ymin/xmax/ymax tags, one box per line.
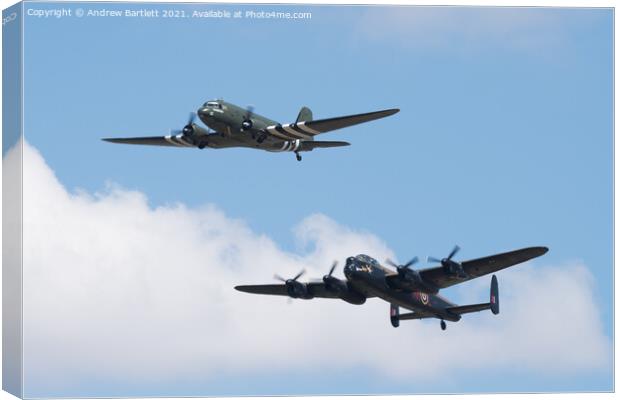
<box><xmin>427</xmin><ymin>245</ymin><xmax>468</xmax><ymax>278</ymax></box>
<box><xmin>241</xmin><ymin>105</ymin><xmax>255</xmax><ymax>131</ymax></box>
<box><xmin>427</xmin><ymin>245</ymin><xmax>460</xmax><ymax>264</ymax></box>
<box><xmin>323</xmin><ymin>261</ymin><xmax>338</xmax><ymax>280</ymax></box>
<box><xmin>274</xmin><ymin>269</ymin><xmax>305</xmax><ymax>284</ymax></box>
<box><xmin>171</xmin><ymin>112</ymin><xmax>198</xmax><ymax>136</ymax></box>
<box><xmin>275</xmin><ymin>269</ymin><xmax>307</xmax><ymax>301</ymax></box>
<box><xmin>323</xmin><ymin>261</ymin><xmax>348</xmax><ymax>294</ymax></box>
<box><xmin>386</xmin><ymin>256</ymin><xmax>419</xmax><ymax>277</ymax></box>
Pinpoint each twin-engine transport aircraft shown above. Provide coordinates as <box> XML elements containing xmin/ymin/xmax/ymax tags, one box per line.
<box><xmin>235</xmin><ymin>246</ymin><xmax>548</xmax><ymax>330</ymax></box>
<box><xmin>103</xmin><ymin>100</ymin><xmax>399</xmax><ymax>161</ymax></box>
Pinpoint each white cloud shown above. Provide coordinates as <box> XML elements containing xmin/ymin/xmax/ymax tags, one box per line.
<box><xmin>12</xmin><ymin>142</ymin><xmax>610</xmax><ymax>394</ymax></box>
<box><xmin>355</xmin><ymin>7</ymin><xmax>583</xmax><ymax>54</ymax></box>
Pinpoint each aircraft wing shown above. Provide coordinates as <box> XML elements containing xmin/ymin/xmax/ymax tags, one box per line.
<box><xmin>102</xmin><ymin>135</ymin><xmax>196</xmax><ymax>147</ymax></box>
<box><xmin>418</xmin><ymin>246</ymin><xmax>548</xmax><ymax>290</ymax></box>
<box><xmin>235</xmin><ymin>282</ymin><xmax>340</xmax><ymax>299</ymax></box>
<box><xmin>264</xmin><ymin>108</ymin><xmax>399</xmax><ymax>140</ymax></box>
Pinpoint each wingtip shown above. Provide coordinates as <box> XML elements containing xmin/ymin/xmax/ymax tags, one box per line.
<box><xmin>527</xmin><ymin>246</ymin><xmax>549</xmax><ymax>257</ymax></box>
<box><xmin>380</xmin><ymin>108</ymin><xmax>400</xmax><ymax>116</ymax></box>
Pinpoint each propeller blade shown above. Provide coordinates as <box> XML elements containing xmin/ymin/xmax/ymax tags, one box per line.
<box><xmin>188</xmin><ymin>112</ymin><xmax>197</xmax><ymax>125</ymax></box>
<box><xmin>245</xmin><ymin>105</ymin><xmax>255</xmax><ymax>120</ymax></box>
<box><xmin>328</xmin><ymin>261</ymin><xmax>337</xmax><ymax>277</ymax></box>
<box><xmin>170</xmin><ymin>129</ymin><xmax>183</xmax><ymax>136</ymax></box>
<box><xmin>447</xmin><ymin>245</ymin><xmax>460</xmax><ymax>260</ymax></box>
<box><xmin>403</xmin><ymin>256</ymin><xmax>419</xmax><ymax>268</ymax></box>
<box><xmin>274</xmin><ymin>274</ymin><xmax>286</xmax><ymax>282</ymax></box>
<box><xmin>427</xmin><ymin>256</ymin><xmax>442</xmax><ymax>263</ymax></box>
<box><xmin>386</xmin><ymin>258</ymin><xmax>398</xmax><ymax>269</ymax></box>
<box><xmin>292</xmin><ymin>269</ymin><xmax>306</xmax><ymax>281</ymax></box>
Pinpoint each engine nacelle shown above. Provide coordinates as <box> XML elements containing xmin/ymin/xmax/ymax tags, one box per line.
<box><xmin>191</xmin><ymin>124</ymin><xmax>210</xmax><ymax>137</ymax></box>
<box><xmin>340</xmin><ymin>291</ymin><xmax>366</xmax><ymax>305</ymax></box>
<box><xmin>323</xmin><ymin>276</ymin><xmax>366</xmax><ymax>305</ymax></box>
<box><xmin>285</xmin><ymin>280</ymin><xmax>313</xmax><ymax>299</ymax></box>
<box><xmin>400</xmin><ymin>269</ymin><xmax>438</xmax><ymax>294</ymax></box>
<box><xmin>442</xmin><ymin>260</ymin><xmax>467</xmax><ymax>279</ymax></box>
<box><xmin>241</xmin><ymin>119</ymin><xmax>253</xmax><ymax>131</ymax></box>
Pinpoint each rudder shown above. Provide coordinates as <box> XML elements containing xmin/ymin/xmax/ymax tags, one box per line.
<box><xmin>390</xmin><ymin>303</ymin><xmax>399</xmax><ymax>327</ymax></box>
<box><xmin>490</xmin><ymin>275</ymin><xmax>499</xmax><ymax>315</ymax></box>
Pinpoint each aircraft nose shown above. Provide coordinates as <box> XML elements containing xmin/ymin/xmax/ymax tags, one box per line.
<box><xmin>344</xmin><ymin>258</ymin><xmax>355</xmax><ymax>278</ymax></box>
<box><xmin>197</xmin><ymin>107</ymin><xmax>213</xmax><ymax>123</ymax></box>
<box><xmin>198</xmin><ymin>107</ymin><xmax>210</xmax><ymax>118</ymax></box>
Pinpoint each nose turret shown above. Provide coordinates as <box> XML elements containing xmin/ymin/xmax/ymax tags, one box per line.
<box><xmin>344</xmin><ymin>256</ymin><xmax>356</xmax><ymax>278</ymax></box>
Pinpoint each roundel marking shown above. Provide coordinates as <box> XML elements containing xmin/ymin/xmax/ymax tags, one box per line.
<box><xmin>420</xmin><ymin>293</ymin><xmax>429</xmax><ymax>305</ymax></box>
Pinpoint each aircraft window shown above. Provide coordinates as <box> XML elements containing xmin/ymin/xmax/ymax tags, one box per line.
<box><xmin>206</xmin><ymin>102</ymin><xmax>220</xmax><ymax>108</ymax></box>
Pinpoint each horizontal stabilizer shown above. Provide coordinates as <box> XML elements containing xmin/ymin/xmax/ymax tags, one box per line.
<box><xmin>446</xmin><ymin>303</ymin><xmax>491</xmax><ymax>315</ymax></box>
<box><xmin>300</xmin><ymin>141</ymin><xmax>350</xmax><ymax>151</ymax></box>
<box><xmin>447</xmin><ymin>274</ymin><xmax>500</xmax><ymax>316</ymax></box>
<box><xmin>398</xmin><ymin>312</ymin><xmax>435</xmax><ymax>321</ymax></box>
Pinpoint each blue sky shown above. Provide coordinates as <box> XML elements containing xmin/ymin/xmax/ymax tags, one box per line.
<box><xmin>16</xmin><ymin>2</ymin><xmax>613</xmax><ymax>397</ymax></box>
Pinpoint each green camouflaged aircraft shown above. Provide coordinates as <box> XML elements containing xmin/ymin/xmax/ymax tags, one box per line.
<box><xmin>236</xmin><ymin>246</ymin><xmax>548</xmax><ymax>330</ymax></box>
<box><xmin>103</xmin><ymin>100</ymin><xmax>399</xmax><ymax>161</ymax></box>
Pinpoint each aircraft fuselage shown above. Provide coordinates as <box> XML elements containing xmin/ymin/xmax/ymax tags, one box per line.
<box><xmin>343</xmin><ymin>255</ymin><xmax>460</xmax><ymax>321</ymax></box>
<box><xmin>192</xmin><ymin>100</ymin><xmax>288</xmax><ymax>150</ymax></box>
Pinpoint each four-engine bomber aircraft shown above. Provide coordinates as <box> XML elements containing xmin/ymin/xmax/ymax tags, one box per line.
<box><xmin>103</xmin><ymin>100</ymin><xmax>399</xmax><ymax>161</ymax></box>
<box><xmin>235</xmin><ymin>246</ymin><xmax>548</xmax><ymax>330</ymax></box>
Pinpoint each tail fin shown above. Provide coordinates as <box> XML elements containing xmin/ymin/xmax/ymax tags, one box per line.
<box><xmin>296</xmin><ymin>106</ymin><xmax>313</xmax><ymax>123</ymax></box>
<box><xmin>490</xmin><ymin>274</ymin><xmax>499</xmax><ymax>315</ymax></box>
<box><xmin>390</xmin><ymin>303</ymin><xmax>399</xmax><ymax>327</ymax></box>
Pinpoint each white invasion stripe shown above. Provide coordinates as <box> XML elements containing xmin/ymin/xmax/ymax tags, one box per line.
<box><xmin>266</xmin><ymin>126</ymin><xmax>291</xmax><ymax>140</ymax></box>
<box><xmin>297</xmin><ymin>121</ymin><xmax>321</xmax><ymax>135</ymax></box>
<box><xmin>165</xmin><ymin>135</ymin><xmax>181</xmax><ymax>146</ymax></box>
<box><xmin>279</xmin><ymin>141</ymin><xmax>289</xmax><ymax>151</ymax></box>
<box><xmin>292</xmin><ymin>139</ymin><xmax>301</xmax><ymax>151</ymax></box>
<box><xmin>175</xmin><ymin>135</ymin><xmax>193</xmax><ymax>147</ymax></box>
<box><xmin>282</xmin><ymin>124</ymin><xmax>310</xmax><ymax>139</ymax></box>
<box><xmin>271</xmin><ymin>125</ymin><xmax>299</xmax><ymax>140</ymax></box>
<box><xmin>177</xmin><ymin>135</ymin><xmax>195</xmax><ymax>147</ymax></box>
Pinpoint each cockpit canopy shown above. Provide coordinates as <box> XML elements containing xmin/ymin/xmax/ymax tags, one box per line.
<box><xmin>203</xmin><ymin>100</ymin><xmax>222</xmax><ymax>109</ymax></box>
